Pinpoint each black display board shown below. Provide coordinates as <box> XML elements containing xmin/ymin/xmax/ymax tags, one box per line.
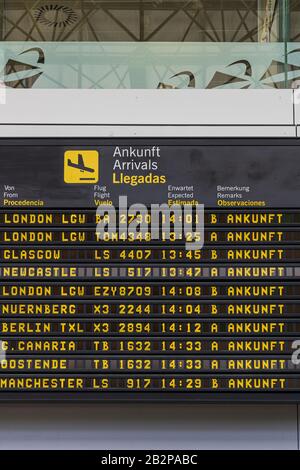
<box><xmin>0</xmin><ymin>137</ymin><xmax>300</xmax><ymax>402</ymax></box>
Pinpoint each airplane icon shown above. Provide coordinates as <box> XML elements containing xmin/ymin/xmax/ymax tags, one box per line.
<box><xmin>67</xmin><ymin>154</ymin><xmax>95</xmax><ymax>173</ymax></box>
<box><xmin>64</xmin><ymin>150</ymin><xmax>99</xmax><ymax>184</ymax></box>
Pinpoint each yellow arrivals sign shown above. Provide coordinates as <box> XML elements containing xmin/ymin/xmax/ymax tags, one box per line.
<box><xmin>64</xmin><ymin>150</ymin><xmax>99</xmax><ymax>184</ymax></box>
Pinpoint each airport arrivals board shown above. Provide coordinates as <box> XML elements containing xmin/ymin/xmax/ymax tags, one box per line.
<box><xmin>1</xmin><ymin>137</ymin><xmax>300</xmax><ymax>401</ymax></box>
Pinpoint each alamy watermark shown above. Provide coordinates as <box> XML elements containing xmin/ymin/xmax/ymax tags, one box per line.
<box><xmin>95</xmin><ymin>196</ymin><xmax>204</xmax><ymax>250</ymax></box>
<box><xmin>0</xmin><ymin>341</ymin><xmax>7</xmax><ymax>365</ymax></box>
<box><xmin>292</xmin><ymin>341</ymin><xmax>300</xmax><ymax>365</ymax></box>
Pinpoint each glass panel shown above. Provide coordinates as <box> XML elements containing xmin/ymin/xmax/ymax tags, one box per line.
<box><xmin>0</xmin><ymin>0</ymin><xmax>273</xmax><ymax>43</ymax></box>
<box><xmin>0</xmin><ymin>1</ymin><xmax>298</xmax><ymax>88</ymax></box>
